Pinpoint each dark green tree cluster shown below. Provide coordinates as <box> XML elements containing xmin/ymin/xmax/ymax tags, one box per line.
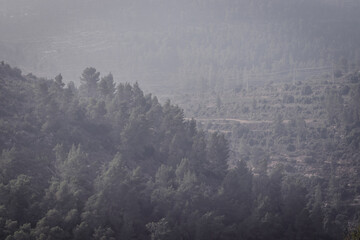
<box><xmin>0</xmin><ymin>63</ymin><xmax>347</xmax><ymax>239</ymax></box>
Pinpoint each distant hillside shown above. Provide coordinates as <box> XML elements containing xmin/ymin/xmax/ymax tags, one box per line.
<box><xmin>1</xmin><ymin>63</ymin><xmax>358</xmax><ymax>239</ymax></box>
<box><xmin>174</xmin><ymin>67</ymin><xmax>360</xmax><ymax>225</ymax></box>
<box><xmin>1</xmin><ymin>0</ymin><xmax>360</xmax><ymax>95</ymax></box>
<box><xmin>176</xmin><ymin>67</ymin><xmax>360</xmax><ymax>175</ymax></box>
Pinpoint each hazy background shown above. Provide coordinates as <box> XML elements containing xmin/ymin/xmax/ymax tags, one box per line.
<box><xmin>1</xmin><ymin>0</ymin><xmax>360</xmax><ymax>95</ymax></box>
<box><xmin>2</xmin><ymin>2</ymin><xmax>360</xmax><ymax>239</ymax></box>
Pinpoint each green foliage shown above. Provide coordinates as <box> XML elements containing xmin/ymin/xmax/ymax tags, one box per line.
<box><xmin>324</xmin><ymin>88</ymin><xmax>344</xmax><ymax>125</ymax></box>
<box><xmin>98</xmin><ymin>73</ymin><xmax>115</xmax><ymax>99</ymax></box>
<box><xmin>79</xmin><ymin>67</ymin><xmax>100</xmax><ymax>98</ymax></box>
<box><xmin>206</xmin><ymin>132</ymin><xmax>229</xmax><ymax>180</ymax></box>
<box><xmin>346</xmin><ymin>224</ymin><xmax>360</xmax><ymax>240</ymax></box>
<box><xmin>301</xmin><ymin>85</ymin><xmax>313</xmax><ymax>96</ymax></box>
<box><xmin>146</xmin><ymin>218</ymin><xmax>172</xmax><ymax>240</ymax></box>
<box><xmin>0</xmin><ymin>64</ymin><xmax>356</xmax><ymax>239</ymax></box>
<box><xmin>273</xmin><ymin>113</ymin><xmax>287</xmax><ymax>136</ymax></box>
<box><xmin>55</xmin><ymin>74</ymin><xmax>65</xmax><ymax>88</ymax></box>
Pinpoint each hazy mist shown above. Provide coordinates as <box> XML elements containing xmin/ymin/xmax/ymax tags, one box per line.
<box><xmin>2</xmin><ymin>1</ymin><xmax>360</xmax><ymax>239</ymax></box>
<box><xmin>1</xmin><ymin>0</ymin><xmax>360</xmax><ymax>95</ymax></box>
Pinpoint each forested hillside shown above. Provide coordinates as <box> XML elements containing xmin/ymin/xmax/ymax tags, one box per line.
<box><xmin>2</xmin><ymin>1</ymin><xmax>360</xmax><ymax>239</ymax></box>
<box><xmin>176</xmin><ymin>68</ymin><xmax>360</xmax><ymax>178</ymax></box>
<box><xmin>1</xmin><ymin>63</ymin><xmax>357</xmax><ymax>239</ymax></box>
<box><xmin>1</xmin><ymin>0</ymin><xmax>360</xmax><ymax>94</ymax></box>
<box><xmin>174</xmin><ymin>68</ymin><xmax>360</xmax><ymax>239</ymax></box>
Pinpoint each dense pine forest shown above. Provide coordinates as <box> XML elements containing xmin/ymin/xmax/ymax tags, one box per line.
<box><xmin>2</xmin><ymin>1</ymin><xmax>360</xmax><ymax>239</ymax></box>
<box><xmin>0</xmin><ymin>62</ymin><xmax>360</xmax><ymax>239</ymax></box>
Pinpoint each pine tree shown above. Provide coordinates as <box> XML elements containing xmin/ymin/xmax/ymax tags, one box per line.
<box><xmin>79</xmin><ymin>67</ymin><xmax>100</xmax><ymax>98</ymax></box>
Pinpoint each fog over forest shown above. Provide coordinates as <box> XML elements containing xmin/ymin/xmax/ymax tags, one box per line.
<box><xmin>1</xmin><ymin>1</ymin><xmax>360</xmax><ymax>239</ymax></box>
<box><xmin>2</xmin><ymin>0</ymin><xmax>360</xmax><ymax>93</ymax></box>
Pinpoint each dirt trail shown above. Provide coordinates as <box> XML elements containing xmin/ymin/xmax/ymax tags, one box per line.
<box><xmin>191</xmin><ymin>118</ymin><xmax>272</xmax><ymax>124</ymax></box>
<box><xmin>186</xmin><ymin>118</ymin><xmax>318</xmax><ymax>124</ymax></box>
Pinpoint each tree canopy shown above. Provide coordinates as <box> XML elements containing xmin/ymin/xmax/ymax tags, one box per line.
<box><xmin>0</xmin><ymin>63</ymin><xmax>356</xmax><ymax>239</ymax></box>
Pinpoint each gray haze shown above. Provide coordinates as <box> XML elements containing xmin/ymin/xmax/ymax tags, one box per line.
<box><xmin>1</xmin><ymin>0</ymin><xmax>360</xmax><ymax>95</ymax></box>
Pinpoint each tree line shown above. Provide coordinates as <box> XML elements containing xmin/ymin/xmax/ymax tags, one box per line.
<box><xmin>0</xmin><ymin>63</ymin><xmax>355</xmax><ymax>239</ymax></box>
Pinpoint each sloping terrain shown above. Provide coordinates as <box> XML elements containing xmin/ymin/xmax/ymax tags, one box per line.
<box><xmin>1</xmin><ymin>63</ymin><xmax>359</xmax><ymax>239</ymax></box>
<box><xmin>1</xmin><ymin>0</ymin><xmax>360</xmax><ymax>96</ymax></box>
<box><xmin>174</xmin><ymin>70</ymin><xmax>360</xmax><ymax>204</ymax></box>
